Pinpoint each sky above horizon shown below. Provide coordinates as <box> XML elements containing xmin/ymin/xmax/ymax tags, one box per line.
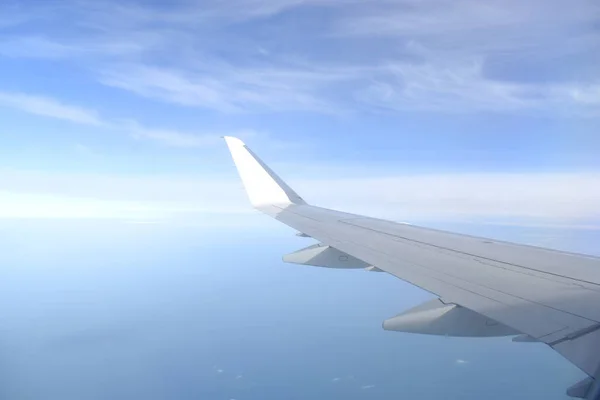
<box><xmin>0</xmin><ymin>0</ymin><xmax>599</xmax><ymax>228</ymax></box>
<box><xmin>0</xmin><ymin>1</ymin><xmax>599</xmax><ymax>399</ymax></box>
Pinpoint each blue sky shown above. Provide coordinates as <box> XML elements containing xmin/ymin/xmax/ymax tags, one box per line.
<box><xmin>0</xmin><ymin>1</ymin><xmax>599</xmax><ymax>398</ymax></box>
<box><xmin>0</xmin><ymin>0</ymin><xmax>599</xmax><ymax>225</ymax></box>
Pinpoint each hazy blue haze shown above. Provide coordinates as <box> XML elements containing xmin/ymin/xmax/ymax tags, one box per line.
<box><xmin>0</xmin><ymin>220</ymin><xmax>592</xmax><ymax>399</ymax></box>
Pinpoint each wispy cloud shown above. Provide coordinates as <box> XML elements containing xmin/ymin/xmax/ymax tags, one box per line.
<box><xmin>0</xmin><ymin>191</ymin><xmax>170</xmax><ymax>220</ymax></box>
<box><xmin>99</xmin><ymin>64</ymin><xmax>348</xmax><ymax>114</ymax></box>
<box><xmin>0</xmin><ymin>91</ymin><xmax>243</xmax><ymax>148</ymax></box>
<box><xmin>361</xmin><ymin>384</ymin><xmax>375</xmax><ymax>390</ymax></box>
<box><xmin>297</xmin><ymin>173</ymin><xmax>600</xmax><ymax>222</ymax></box>
<box><xmin>0</xmin><ymin>36</ymin><xmax>80</xmax><ymax>59</ymax></box>
<box><xmin>120</xmin><ymin>120</ymin><xmax>225</xmax><ymax>148</ymax></box>
<box><xmin>455</xmin><ymin>359</ymin><xmax>469</xmax><ymax>365</ymax></box>
<box><xmin>1</xmin><ymin>167</ymin><xmax>599</xmax><ymax>227</ymax></box>
<box><xmin>0</xmin><ymin>169</ymin><xmax>250</xmax><ymax>221</ymax></box>
<box><xmin>354</xmin><ymin>60</ymin><xmax>600</xmax><ymax>116</ymax></box>
<box><xmin>0</xmin><ymin>3</ymin><xmax>37</xmax><ymax>29</ymax></box>
<box><xmin>2</xmin><ymin>0</ymin><xmax>597</xmax><ymax>116</ymax></box>
<box><xmin>0</xmin><ymin>92</ymin><xmax>102</xmax><ymax>125</ymax></box>
<box><xmin>333</xmin><ymin>0</ymin><xmax>593</xmax><ymax>43</ymax></box>
<box><xmin>101</xmin><ymin>57</ymin><xmax>600</xmax><ymax>116</ymax></box>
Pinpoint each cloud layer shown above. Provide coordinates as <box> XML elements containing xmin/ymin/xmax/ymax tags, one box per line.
<box><xmin>1</xmin><ymin>0</ymin><xmax>598</xmax><ymax>116</ymax></box>
<box><xmin>0</xmin><ymin>91</ymin><xmax>248</xmax><ymax>148</ymax></box>
<box><xmin>0</xmin><ymin>92</ymin><xmax>102</xmax><ymax>125</ymax></box>
<box><xmin>1</xmin><ymin>168</ymin><xmax>598</xmax><ymax>226</ymax></box>
<box><xmin>0</xmin><ymin>1</ymin><xmax>597</xmax><ymax>227</ymax></box>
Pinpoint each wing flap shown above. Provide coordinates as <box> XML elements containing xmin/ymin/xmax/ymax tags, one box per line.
<box><xmin>283</xmin><ymin>243</ymin><xmax>370</xmax><ymax>269</ymax></box>
<box><xmin>553</xmin><ymin>327</ymin><xmax>600</xmax><ymax>376</ymax></box>
<box><xmin>383</xmin><ymin>298</ymin><xmax>520</xmax><ymax>337</ymax></box>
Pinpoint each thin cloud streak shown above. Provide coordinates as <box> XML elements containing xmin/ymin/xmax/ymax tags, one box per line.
<box><xmin>298</xmin><ymin>173</ymin><xmax>600</xmax><ymax>221</ymax></box>
<box><xmin>121</xmin><ymin>120</ymin><xmax>225</xmax><ymax>148</ymax></box>
<box><xmin>355</xmin><ymin>60</ymin><xmax>600</xmax><ymax>115</ymax></box>
<box><xmin>0</xmin><ymin>92</ymin><xmax>102</xmax><ymax>125</ymax></box>
<box><xmin>99</xmin><ymin>64</ymin><xmax>347</xmax><ymax>114</ymax></box>
<box><xmin>1</xmin><ymin>169</ymin><xmax>599</xmax><ymax>225</ymax></box>
<box><xmin>361</xmin><ymin>384</ymin><xmax>376</xmax><ymax>389</ymax></box>
<box><xmin>0</xmin><ymin>91</ymin><xmax>246</xmax><ymax>148</ymax></box>
<box><xmin>1</xmin><ymin>0</ymin><xmax>597</xmax><ymax>116</ymax></box>
<box><xmin>332</xmin><ymin>0</ymin><xmax>594</xmax><ymax>43</ymax></box>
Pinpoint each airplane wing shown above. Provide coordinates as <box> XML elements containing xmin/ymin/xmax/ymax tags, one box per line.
<box><xmin>224</xmin><ymin>136</ymin><xmax>600</xmax><ymax>399</ymax></box>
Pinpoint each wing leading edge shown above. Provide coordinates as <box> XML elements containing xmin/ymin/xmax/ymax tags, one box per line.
<box><xmin>224</xmin><ymin>137</ymin><xmax>600</xmax><ymax>399</ymax></box>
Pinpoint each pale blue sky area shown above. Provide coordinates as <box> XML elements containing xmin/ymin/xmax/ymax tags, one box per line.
<box><xmin>0</xmin><ymin>0</ymin><xmax>599</xmax><ymax>177</ymax></box>
<box><xmin>0</xmin><ymin>0</ymin><xmax>599</xmax><ymax>399</ymax></box>
<box><xmin>0</xmin><ymin>1</ymin><xmax>599</xmax><ymax>225</ymax></box>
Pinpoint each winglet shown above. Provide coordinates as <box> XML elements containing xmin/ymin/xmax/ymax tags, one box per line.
<box><xmin>224</xmin><ymin>137</ymin><xmax>306</xmax><ymax>208</ymax></box>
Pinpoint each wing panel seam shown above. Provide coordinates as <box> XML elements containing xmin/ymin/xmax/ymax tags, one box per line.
<box><xmin>339</xmin><ymin>219</ymin><xmax>600</xmax><ymax>288</ymax></box>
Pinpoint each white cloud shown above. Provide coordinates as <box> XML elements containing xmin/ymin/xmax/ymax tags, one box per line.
<box><xmin>1</xmin><ymin>168</ymin><xmax>598</xmax><ymax>228</ymax></box>
<box><xmin>331</xmin><ymin>0</ymin><xmax>598</xmax><ymax>71</ymax></box>
<box><xmin>99</xmin><ymin>64</ymin><xmax>347</xmax><ymax>114</ymax></box>
<box><xmin>570</xmin><ymin>86</ymin><xmax>600</xmax><ymax>106</ymax></box>
<box><xmin>0</xmin><ymin>92</ymin><xmax>102</xmax><ymax>125</ymax></box>
<box><xmin>296</xmin><ymin>173</ymin><xmax>600</xmax><ymax>222</ymax></box>
<box><xmin>455</xmin><ymin>359</ymin><xmax>468</xmax><ymax>365</ymax></box>
<box><xmin>131</xmin><ymin>128</ymin><xmax>216</xmax><ymax>148</ymax></box>
<box><xmin>0</xmin><ymin>36</ymin><xmax>79</xmax><ymax>59</ymax></box>
<box><xmin>334</xmin><ymin>0</ymin><xmax>592</xmax><ymax>40</ymax></box>
<box><xmin>0</xmin><ymin>4</ymin><xmax>38</xmax><ymax>29</ymax></box>
<box><xmin>121</xmin><ymin>123</ymin><xmax>258</xmax><ymax>148</ymax></box>
<box><xmin>119</xmin><ymin>120</ymin><xmax>226</xmax><ymax>148</ymax></box>
<box><xmin>361</xmin><ymin>384</ymin><xmax>375</xmax><ymax>389</ymax></box>
<box><xmin>3</xmin><ymin>0</ymin><xmax>597</xmax><ymax>116</ymax></box>
<box><xmin>0</xmin><ymin>169</ymin><xmax>247</xmax><ymax>213</ymax></box>
<box><xmin>355</xmin><ymin>60</ymin><xmax>600</xmax><ymax>116</ymax></box>
<box><xmin>0</xmin><ymin>191</ymin><xmax>167</xmax><ymax>220</ymax></box>
<box><xmin>75</xmin><ymin>0</ymin><xmax>334</xmax><ymax>26</ymax></box>
<box><xmin>0</xmin><ymin>91</ymin><xmax>251</xmax><ymax>148</ymax></box>
<box><xmin>0</xmin><ymin>34</ymin><xmax>162</xmax><ymax>59</ymax></box>
<box><xmin>198</xmin><ymin>0</ymin><xmax>339</xmax><ymax>21</ymax></box>
<box><xmin>99</xmin><ymin>65</ymin><xmax>243</xmax><ymax>113</ymax></box>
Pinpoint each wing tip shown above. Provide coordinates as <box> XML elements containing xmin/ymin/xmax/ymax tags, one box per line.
<box><xmin>223</xmin><ymin>136</ymin><xmax>246</xmax><ymax>148</ymax></box>
<box><xmin>224</xmin><ymin>136</ymin><xmax>307</xmax><ymax>208</ymax></box>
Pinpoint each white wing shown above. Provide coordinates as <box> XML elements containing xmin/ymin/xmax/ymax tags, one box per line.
<box><xmin>224</xmin><ymin>137</ymin><xmax>600</xmax><ymax>399</ymax></box>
